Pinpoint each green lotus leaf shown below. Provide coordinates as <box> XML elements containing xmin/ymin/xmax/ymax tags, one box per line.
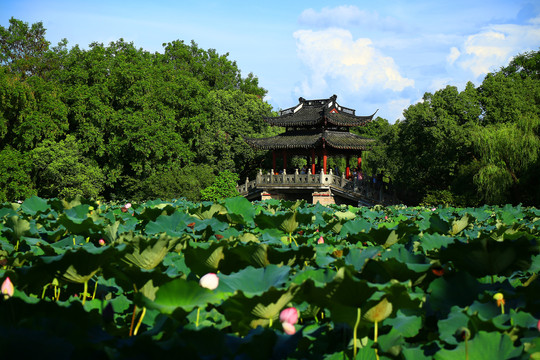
<box><xmin>220</xmin><ymin>286</ymin><xmax>298</xmax><ymax>335</ymax></box>
<box><xmin>193</xmin><ymin>217</ymin><xmax>229</xmax><ymax>234</ymax></box>
<box><xmin>437</xmin><ymin>306</ymin><xmax>470</xmax><ymax>345</ymax></box>
<box><xmin>20</xmin><ymin>196</ymin><xmax>50</xmax><ymax>216</ymax></box>
<box><xmin>227</xmin><ymin>243</ymin><xmax>269</xmax><ymax>268</ymax></box>
<box><xmin>4</xmin><ymin>215</ymin><xmax>32</xmax><ymax>241</ymax></box>
<box><xmin>138</xmin><ymin>277</ymin><xmax>230</xmax><ymax>314</ymax></box>
<box><xmin>345</xmin><ymin>247</ymin><xmax>382</xmax><ymax>272</ymax></box>
<box><xmin>217</xmin><ymin>265</ymin><xmax>291</xmax><ymax>297</ymax></box>
<box><xmin>417</xmin><ymin>233</ymin><xmax>456</xmax><ymax>252</ymax></box>
<box><xmin>385</xmin><ymin>310</ymin><xmax>422</xmax><ymax>338</ymax></box>
<box><xmin>183</xmin><ymin>241</ymin><xmax>227</xmax><ymax>274</ymax></box>
<box><xmin>188</xmin><ymin>203</ymin><xmax>227</xmax><ymax>220</ymax></box>
<box><xmin>267</xmin><ymin>246</ymin><xmax>316</xmax><ymax>268</ymax></box>
<box><xmin>439</xmin><ymin>236</ymin><xmax>535</xmax><ymax>277</ymax></box>
<box><xmin>434</xmin><ymin>331</ymin><xmax>523</xmax><ymax>360</ymax></box>
<box><xmin>144</xmin><ymin>211</ymin><xmax>196</xmax><ymax>237</ymax></box>
<box><xmin>339</xmin><ymin>218</ymin><xmax>372</xmax><ymax>238</ymax></box>
<box><xmin>62</xmin><ymin>264</ymin><xmax>100</xmax><ymax>283</ymax></box>
<box><xmin>291</xmin><ymin>268</ymin><xmax>337</xmax><ymax>287</ymax></box>
<box><xmin>224</xmin><ymin>196</ymin><xmax>255</xmax><ymax>226</ymax></box>
<box><xmin>121</xmin><ymin>233</ymin><xmax>179</xmax><ymax>270</ymax></box>
<box><xmin>426</xmin><ymin>271</ymin><xmax>487</xmax><ymax>314</ymax></box>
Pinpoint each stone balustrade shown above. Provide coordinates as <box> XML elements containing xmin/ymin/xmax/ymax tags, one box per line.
<box><xmin>237</xmin><ymin>168</ymin><xmax>397</xmax><ymax>205</ymax></box>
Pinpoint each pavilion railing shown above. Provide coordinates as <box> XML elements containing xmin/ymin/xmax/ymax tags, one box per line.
<box><xmin>237</xmin><ymin>169</ymin><xmax>397</xmax><ymax>205</ymax></box>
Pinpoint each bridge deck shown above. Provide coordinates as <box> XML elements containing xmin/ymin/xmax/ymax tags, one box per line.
<box><xmin>238</xmin><ymin>170</ymin><xmax>397</xmax><ymax>206</ymax></box>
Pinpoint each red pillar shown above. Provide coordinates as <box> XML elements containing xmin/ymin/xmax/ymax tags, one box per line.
<box><xmin>311</xmin><ymin>149</ymin><xmax>316</xmax><ymax>174</ymax></box>
<box><xmin>323</xmin><ymin>148</ymin><xmax>327</xmax><ymax>174</ymax></box>
<box><xmin>358</xmin><ymin>155</ymin><xmax>362</xmax><ymax>171</ymax></box>
<box><xmin>283</xmin><ymin>150</ymin><xmax>287</xmax><ymax>171</ymax></box>
<box><xmin>346</xmin><ymin>155</ymin><xmax>350</xmax><ymax>178</ymax></box>
<box><xmin>272</xmin><ymin>151</ymin><xmax>276</xmax><ymax>174</ymax></box>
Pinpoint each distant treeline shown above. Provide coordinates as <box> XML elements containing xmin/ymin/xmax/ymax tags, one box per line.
<box><xmin>0</xmin><ymin>17</ymin><xmax>276</xmax><ymax>202</ymax></box>
<box><xmin>1</xmin><ymin>18</ymin><xmax>538</xmax><ymax>206</ymax></box>
<box><xmin>355</xmin><ymin>49</ymin><xmax>540</xmax><ymax>206</ymax></box>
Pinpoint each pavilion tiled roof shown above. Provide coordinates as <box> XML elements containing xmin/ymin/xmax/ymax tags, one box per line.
<box><xmin>244</xmin><ymin>129</ymin><xmax>374</xmax><ymax>151</ymax></box>
<box><xmin>265</xmin><ymin>95</ymin><xmax>377</xmax><ymax>127</ymax></box>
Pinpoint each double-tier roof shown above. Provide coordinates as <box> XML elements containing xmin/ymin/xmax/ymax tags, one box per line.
<box><xmin>245</xmin><ymin>95</ymin><xmax>376</xmax><ymax>151</ymax></box>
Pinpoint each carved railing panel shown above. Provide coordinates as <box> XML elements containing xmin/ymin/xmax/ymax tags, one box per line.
<box><xmin>238</xmin><ymin>169</ymin><xmax>396</xmax><ymax>205</ymax></box>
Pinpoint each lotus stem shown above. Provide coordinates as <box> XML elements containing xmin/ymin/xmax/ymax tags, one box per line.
<box><xmin>129</xmin><ymin>305</ymin><xmax>137</xmax><ymax>336</ymax></box>
<box><xmin>374</xmin><ymin>320</ymin><xmax>379</xmax><ymax>360</ymax></box>
<box><xmin>196</xmin><ymin>307</ymin><xmax>200</xmax><ymax>327</ymax></box>
<box><xmin>55</xmin><ymin>286</ymin><xmax>60</xmax><ymax>301</ymax></box>
<box><xmin>92</xmin><ymin>280</ymin><xmax>98</xmax><ymax>300</ymax></box>
<box><xmin>465</xmin><ymin>336</ymin><xmax>469</xmax><ymax>360</ymax></box>
<box><xmin>41</xmin><ymin>284</ymin><xmax>48</xmax><ymax>299</ymax></box>
<box><xmin>353</xmin><ymin>308</ymin><xmax>361</xmax><ymax>357</ymax></box>
<box><xmin>82</xmin><ymin>281</ymin><xmax>88</xmax><ymax>305</ymax></box>
<box><xmin>134</xmin><ymin>307</ymin><xmax>146</xmax><ymax>335</ymax></box>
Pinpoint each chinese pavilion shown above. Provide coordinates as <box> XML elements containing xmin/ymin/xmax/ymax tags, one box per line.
<box><xmin>239</xmin><ymin>95</ymin><xmax>386</xmax><ymax>205</ymax></box>
<box><xmin>245</xmin><ymin>95</ymin><xmax>376</xmax><ymax>177</ymax></box>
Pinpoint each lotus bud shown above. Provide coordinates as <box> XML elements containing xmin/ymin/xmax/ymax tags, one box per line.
<box><xmin>282</xmin><ymin>321</ymin><xmax>296</xmax><ymax>335</ymax></box>
<box><xmin>125</xmin><ymin>203</ymin><xmax>132</xmax><ymax>209</ymax></box>
<box><xmin>363</xmin><ymin>298</ymin><xmax>393</xmax><ymax>323</ymax></box>
<box><xmin>1</xmin><ymin>277</ymin><xmax>14</xmax><ymax>299</ymax></box>
<box><xmin>279</xmin><ymin>307</ymin><xmax>298</xmax><ymax>325</ymax></box>
<box><xmin>199</xmin><ymin>273</ymin><xmax>219</xmax><ymax>290</ymax></box>
<box><xmin>317</xmin><ymin>236</ymin><xmax>324</xmax><ymax>244</ymax></box>
<box><xmin>493</xmin><ymin>292</ymin><xmax>505</xmax><ymax>307</ymax></box>
<box><xmin>99</xmin><ymin>239</ymin><xmax>106</xmax><ymax>246</ymax></box>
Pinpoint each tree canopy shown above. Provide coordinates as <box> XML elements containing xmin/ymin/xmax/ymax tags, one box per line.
<box><xmin>365</xmin><ymin>49</ymin><xmax>540</xmax><ymax>206</ymax></box>
<box><xmin>0</xmin><ymin>18</ymin><xmax>274</xmax><ymax>202</ymax></box>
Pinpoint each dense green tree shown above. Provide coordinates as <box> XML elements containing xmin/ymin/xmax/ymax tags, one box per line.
<box><xmin>471</xmin><ymin>50</ymin><xmax>540</xmax><ymax>204</ymax></box>
<box><xmin>200</xmin><ymin>170</ymin><xmax>240</xmax><ymax>202</ymax></box>
<box><xmin>31</xmin><ymin>135</ymin><xmax>104</xmax><ymax>199</ymax></box>
<box><xmin>0</xmin><ymin>19</ymin><xmax>271</xmax><ymax>202</ymax></box>
<box><xmin>381</xmin><ymin>84</ymin><xmax>480</xmax><ymax>204</ymax></box>
<box><xmin>0</xmin><ymin>146</ymin><xmax>35</xmax><ymax>202</ymax></box>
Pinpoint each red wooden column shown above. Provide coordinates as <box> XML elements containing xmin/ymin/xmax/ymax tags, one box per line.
<box><xmin>272</xmin><ymin>150</ymin><xmax>276</xmax><ymax>174</ymax></box>
<box><xmin>358</xmin><ymin>152</ymin><xmax>362</xmax><ymax>171</ymax></box>
<box><xmin>323</xmin><ymin>148</ymin><xmax>327</xmax><ymax>174</ymax></box>
<box><xmin>311</xmin><ymin>148</ymin><xmax>316</xmax><ymax>174</ymax></box>
<box><xmin>282</xmin><ymin>150</ymin><xmax>288</xmax><ymax>171</ymax></box>
<box><xmin>346</xmin><ymin>155</ymin><xmax>351</xmax><ymax>179</ymax></box>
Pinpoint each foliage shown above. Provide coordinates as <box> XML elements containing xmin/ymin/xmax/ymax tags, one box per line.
<box><xmin>0</xmin><ymin>197</ymin><xmax>539</xmax><ymax>359</ymax></box>
<box><xmin>200</xmin><ymin>170</ymin><xmax>240</xmax><ymax>202</ymax></box>
<box><xmin>0</xmin><ymin>19</ymin><xmax>272</xmax><ymax>202</ymax></box>
<box><xmin>366</xmin><ymin>50</ymin><xmax>540</xmax><ymax>206</ymax></box>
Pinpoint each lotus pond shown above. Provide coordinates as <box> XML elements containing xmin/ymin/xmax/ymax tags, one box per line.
<box><xmin>0</xmin><ymin>196</ymin><xmax>539</xmax><ymax>359</ymax></box>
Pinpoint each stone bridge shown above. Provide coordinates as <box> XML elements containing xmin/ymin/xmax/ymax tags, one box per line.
<box><xmin>237</xmin><ymin>169</ymin><xmax>398</xmax><ymax>206</ymax></box>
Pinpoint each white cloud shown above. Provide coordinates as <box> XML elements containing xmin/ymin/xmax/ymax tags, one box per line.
<box><xmin>293</xmin><ymin>28</ymin><xmax>414</xmax><ymax>96</ymax></box>
<box><xmin>298</xmin><ymin>5</ymin><xmax>403</xmax><ymax>31</ymax></box>
<box><xmin>447</xmin><ymin>47</ymin><xmax>460</xmax><ymax>65</ymax></box>
<box><xmin>387</xmin><ymin>98</ymin><xmax>412</xmax><ymax>122</ymax></box>
<box><xmin>449</xmin><ymin>22</ymin><xmax>540</xmax><ymax>78</ymax></box>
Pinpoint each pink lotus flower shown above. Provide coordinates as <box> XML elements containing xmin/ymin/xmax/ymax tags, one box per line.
<box><xmin>125</xmin><ymin>203</ymin><xmax>132</xmax><ymax>209</ymax></box>
<box><xmin>1</xmin><ymin>277</ymin><xmax>14</xmax><ymax>299</ymax></box>
<box><xmin>99</xmin><ymin>239</ymin><xmax>106</xmax><ymax>246</ymax></box>
<box><xmin>282</xmin><ymin>321</ymin><xmax>296</xmax><ymax>335</ymax></box>
<box><xmin>279</xmin><ymin>307</ymin><xmax>298</xmax><ymax>325</ymax></box>
<box><xmin>199</xmin><ymin>273</ymin><xmax>219</xmax><ymax>290</ymax></box>
<box><xmin>384</xmin><ymin>216</ymin><xmax>388</xmax><ymax>220</ymax></box>
<box><xmin>317</xmin><ymin>236</ymin><xmax>324</xmax><ymax>244</ymax></box>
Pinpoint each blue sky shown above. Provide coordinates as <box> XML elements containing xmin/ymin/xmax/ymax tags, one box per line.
<box><xmin>2</xmin><ymin>0</ymin><xmax>539</xmax><ymax>121</ymax></box>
